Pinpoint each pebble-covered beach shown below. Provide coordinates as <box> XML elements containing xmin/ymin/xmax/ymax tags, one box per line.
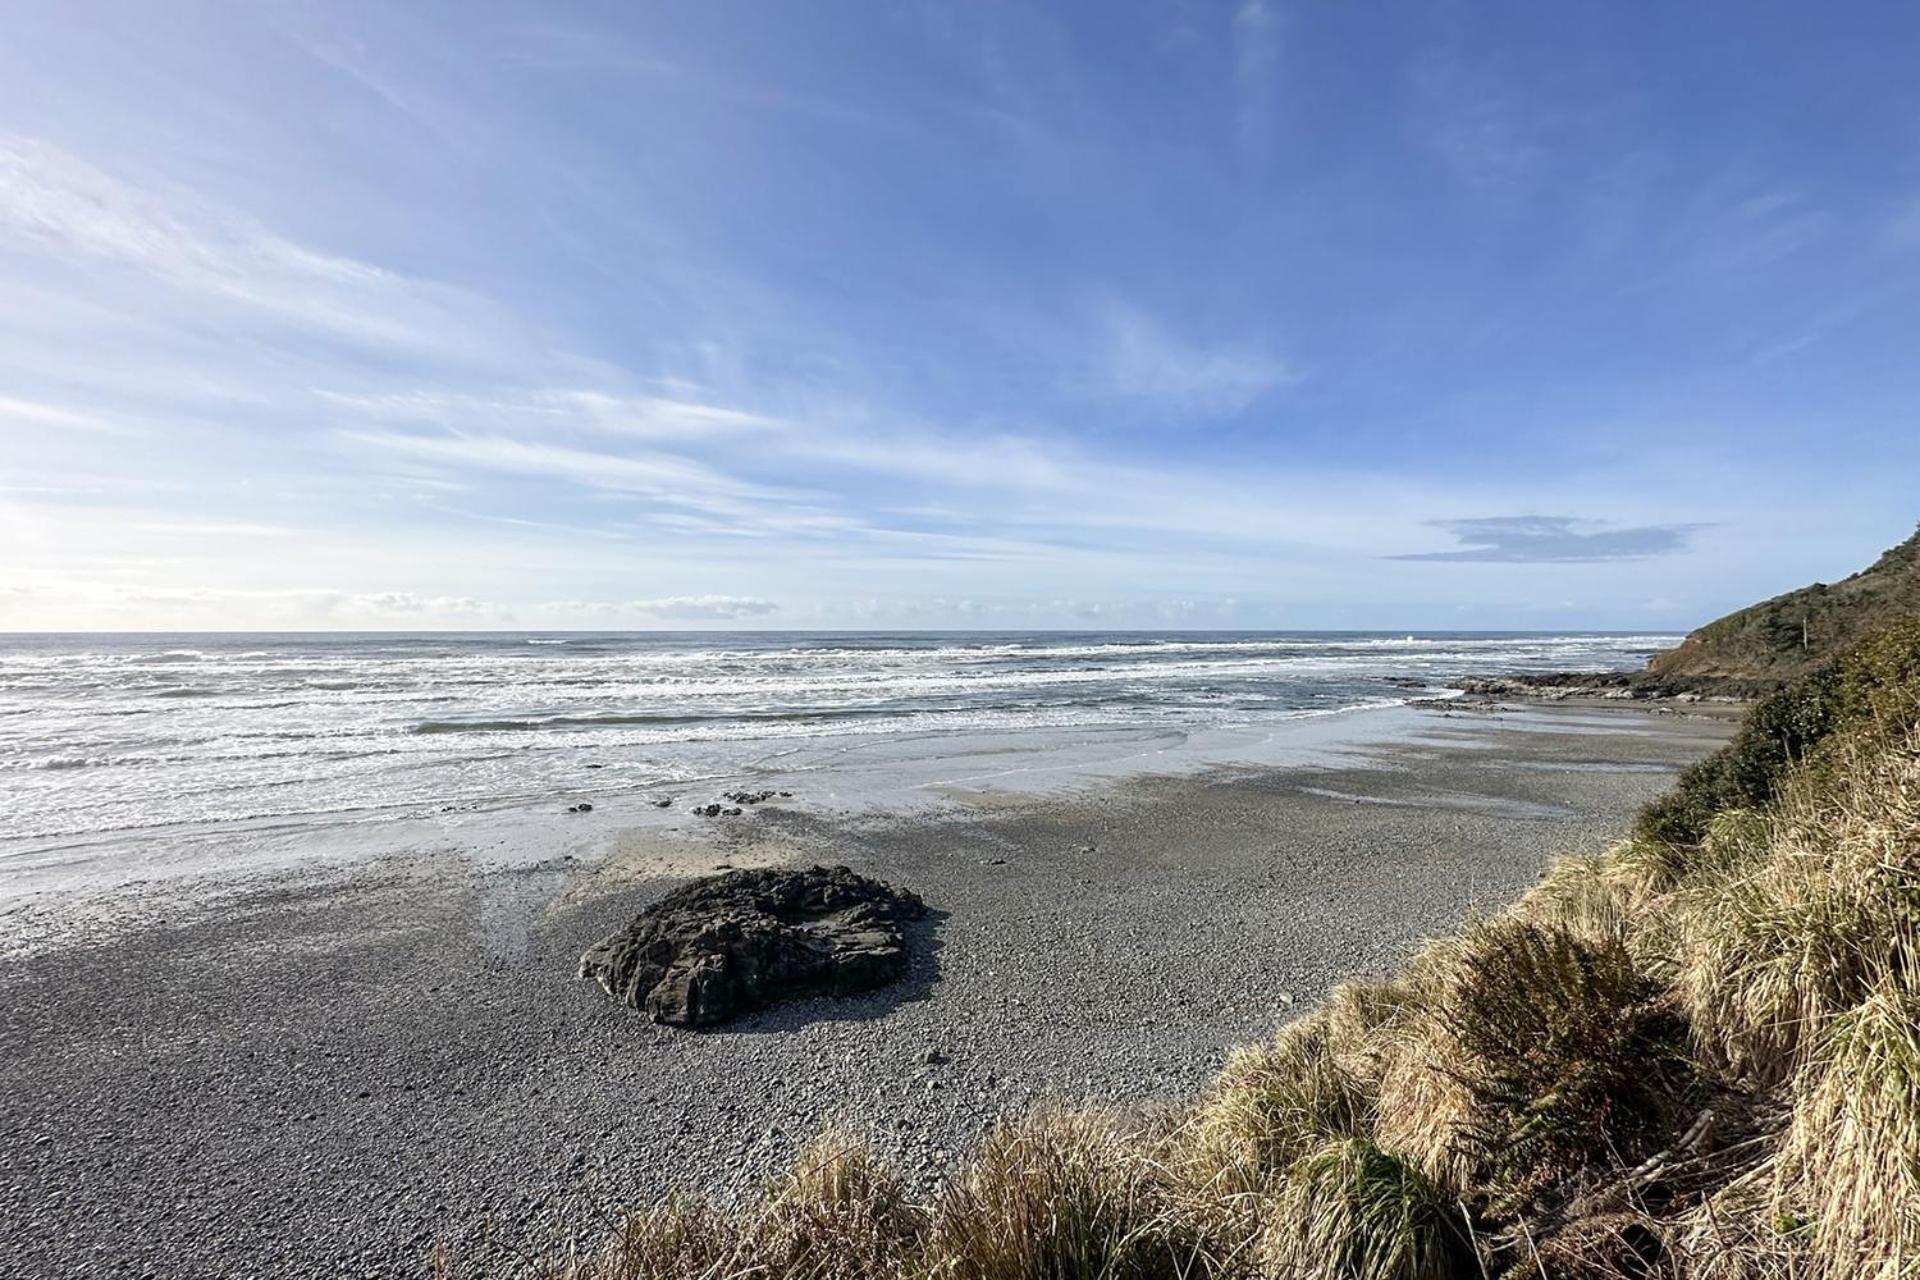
<box><xmin>0</xmin><ymin>703</ymin><xmax>1732</xmax><ymax>1278</ymax></box>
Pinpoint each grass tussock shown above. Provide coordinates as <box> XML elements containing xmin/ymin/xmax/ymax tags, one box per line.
<box><xmin>531</xmin><ymin>1128</ymin><xmax>919</xmax><ymax>1280</ymax></box>
<box><xmin>1260</xmin><ymin>1138</ymin><xmax>1472</xmax><ymax>1280</ymax></box>
<box><xmin>927</xmin><ymin>1109</ymin><xmax>1214</xmax><ymax>1280</ymax></box>
<box><xmin>1675</xmin><ymin>734</ymin><xmax>1920</xmax><ymax>1081</ymax></box>
<box><xmin>504</xmin><ymin>619</ymin><xmax>1920</xmax><ymax>1280</ymax></box>
<box><xmin>1510</xmin><ymin>843</ymin><xmax>1681</xmax><ymax>960</ymax></box>
<box><xmin>1184</xmin><ymin>1018</ymin><xmax>1373</xmax><ymax>1196</ymax></box>
<box><xmin>1772</xmin><ymin>957</ymin><xmax>1920</xmax><ymax>1276</ymax></box>
<box><xmin>1377</xmin><ymin>918</ymin><xmax>1692</xmax><ymax>1208</ymax></box>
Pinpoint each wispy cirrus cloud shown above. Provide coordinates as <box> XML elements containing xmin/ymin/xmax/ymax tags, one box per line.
<box><xmin>1687</xmin><ymin>188</ymin><xmax>1826</xmax><ymax>276</ymax></box>
<box><xmin>317</xmin><ymin>388</ymin><xmax>784</xmax><ymax>438</ymax></box>
<box><xmin>1392</xmin><ymin>516</ymin><xmax>1709</xmax><ymax>563</ymax></box>
<box><xmin>1409</xmin><ymin>52</ymin><xmax>1543</xmax><ymax>193</ymax></box>
<box><xmin>1097</xmin><ymin>303</ymin><xmax>1295</xmax><ymax>417</ymax></box>
<box><xmin>0</xmin><ymin>134</ymin><xmax>511</xmax><ymax>360</ymax></box>
<box><xmin>339</xmin><ymin>430</ymin><xmax>808</xmax><ymax>516</ymax></box>
<box><xmin>1231</xmin><ymin>0</ymin><xmax>1284</xmax><ymax>162</ymax></box>
<box><xmin>0</xmin><ymin>395</ymin><xmax>128</xmax><ymax>435</ymax></box>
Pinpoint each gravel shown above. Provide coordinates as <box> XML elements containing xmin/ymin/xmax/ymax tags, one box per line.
<box><xmin>0</xmin><ymin>705</ymin><xmax>1731</xmax><ymax>1278</ymax></box>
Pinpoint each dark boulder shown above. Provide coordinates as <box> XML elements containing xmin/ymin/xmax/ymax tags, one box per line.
<box><xmin>578</xmin><ymin>865</ymin><xmax>927</xmax><ymax>1027</ymax></box>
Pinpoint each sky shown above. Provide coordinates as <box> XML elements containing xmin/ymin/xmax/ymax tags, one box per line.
<box><xmin>2</xmin><ymin>1</ymin><xmax>1918</xmax><ymax>632</ymax></box>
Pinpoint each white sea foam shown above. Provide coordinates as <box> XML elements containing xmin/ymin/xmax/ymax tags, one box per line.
<box><xmin>0</xmin><ymin>631</ymin><xmax>1674</xmax><ymax>844</ymax></box>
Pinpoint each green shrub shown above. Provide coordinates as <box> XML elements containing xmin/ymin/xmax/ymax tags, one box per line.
<box><xmin>1835</xmin><ymin>617</ymin><xmax>1920</xmax><ymax>728</ymax></box>
<box><xmin>1637</xmin><ymin>618</ymin><xmax>1920</xmax><ymax>849</ymax></box>
<box><xmin>1636</xmin><ymin>665</ymin><xmax>1841</xmax><ymax>846</ymax></box>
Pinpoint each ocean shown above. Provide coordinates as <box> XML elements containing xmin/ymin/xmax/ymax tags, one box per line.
<box><xmin>0</xmin><ymin>631</ymin><xmax>1674</xmax><ymax>848</ymax></box>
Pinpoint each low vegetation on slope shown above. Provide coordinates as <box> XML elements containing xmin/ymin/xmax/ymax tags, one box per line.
<box><xmin>1646</xmin><ymin>525</ymin><xmax>1920</xmax><ymax>684</ymax></box>
<box><xmin>509</xmin><ymin>621</ymin><xmax>1920</xmax><ymax>1280</ymax></box>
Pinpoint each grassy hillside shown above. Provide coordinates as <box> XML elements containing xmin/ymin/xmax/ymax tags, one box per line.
<box><xmin>1646</xmin><ymin>526</ymin><xmax>1920</xmax><ymax>684</ymax></box>
<box><xmin>504</xmin><ymin>620</ymin><xmax>1920</xmax><ymax>1280</ymax></box>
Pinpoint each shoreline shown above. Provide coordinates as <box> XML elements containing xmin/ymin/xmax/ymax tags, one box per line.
<box><xmin>0</xmin><ymin>701</ymin><xmax>1733</xmax><ymax>1276</ymax></box>
<box><xmin>0</xmin><ymin>696</ymin><xmax>1450</xmax><ymax>914</ymax></box>
<box><xmin>0</xmin><ymin>692</ymin><xmax>1741</xmax><ymax>918</ymax></box>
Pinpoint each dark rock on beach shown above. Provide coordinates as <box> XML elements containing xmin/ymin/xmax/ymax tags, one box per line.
<box><xmin>577</xmin><ymin>865</ymin><xmax>927</xmax><ymax>1027</ymax></box>
<box><xmin>1452</xmin><ymin>673</ymin><xmax>1755</xmax><ymax>703</ymax></box>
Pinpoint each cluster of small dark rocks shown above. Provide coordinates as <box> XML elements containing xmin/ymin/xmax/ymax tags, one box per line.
<box><xmin>689</xmin><ymin>789</ymin><xmax>792</xmax><ymax>817</ymax></box>
<box><xmin>564</xmin><ymin>789</ymin><xmax>795</xmax><ymax>817</ymax></box>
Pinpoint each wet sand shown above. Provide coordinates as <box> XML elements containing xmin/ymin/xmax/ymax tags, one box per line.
<box><xmin>0</xmin><ymin>703</ymin><xmax>1733</xmax><ymax>1277</ymax></box>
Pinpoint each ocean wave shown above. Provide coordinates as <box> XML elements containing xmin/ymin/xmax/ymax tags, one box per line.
<box><xmin>29</xmin><ymin>756</ymin><xmax>102</xmax><ymax>770</ymax></box>
<box><xmin>0</xmin><ymin>630</ymin><xmax>1677</xmax><ymax>842</ymax></box>
<box><xmin>128</xmin><ymin>650</ymin><xmax>208</xmax><ymax>664</ymax></box>
<box><xmin>409</xmin><ymin>704</ymin><xmax>917</xmax><ymax>734</ymax></box>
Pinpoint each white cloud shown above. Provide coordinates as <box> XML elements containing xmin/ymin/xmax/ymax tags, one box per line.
<box><xmin>0</xmin><ymin>578</ymin><xmax>788</xmax><ymax>629</ymax></box>
<box><xmin>0</xmin><ymin>134</ymin><xmax>510</xmax><ymax>358</ymax></box>
<box><xmin>0</xmin><ymin>395</ymin><xmax>126</xmax><ymax>434</ymax></box>
<box><xmin>0</xmin><ymin>109</ymin><xmax>1824</xmax><ymax>635</ymax></box>
<box><xmin>1232</xmin><ymin>0</ymin><xmax>1283</xmax><ymax>161</ymax></box>
<box><xmin>317</xmin><ymin>388</ymin><xmax>784</xmax><ymax>438</ymax></box>
<box><xmin>0</xmin><ymin>583</ymin><xmax>508</xmax><ymax>628</ymax></box>
<box><xmin>341</xmin><ymin>430</ymin><xmax>808</xmax><ymax>516</ymax></box>
<box><xmin>625</xmin><ymin>594</ymin><xmax>778</xmax><ymax>620</ymax></box>
<box><xmin>1690</xmin><ymin>189</ymin><xmax>1825</xmax><ymax>275</ymax></box>
<box><xmin>1099</xmin><ymin>303</ymin><xmax>1294</xmax><ymax>416</ymax></box>
<box><xmin>126</xmin><ymin>520</ymin><xmax>300</xmax><ymax>539</ymax></box>
<box><xmin>1409</xmin><ymin>53</ymin><xmax>1541</xmax><ymax>192</ymax></box>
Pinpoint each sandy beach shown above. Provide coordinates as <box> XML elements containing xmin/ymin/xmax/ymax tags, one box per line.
<box><xmin>0</xmin><ymin>701</ymin><xmax>1734</xmax><ymax>1278</ymax></box>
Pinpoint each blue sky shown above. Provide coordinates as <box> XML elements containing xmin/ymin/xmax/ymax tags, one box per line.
<box><xmin>2</xmin><ymin>1</ymin><xmax>1917</xmax><ymax>631</ymax></box>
